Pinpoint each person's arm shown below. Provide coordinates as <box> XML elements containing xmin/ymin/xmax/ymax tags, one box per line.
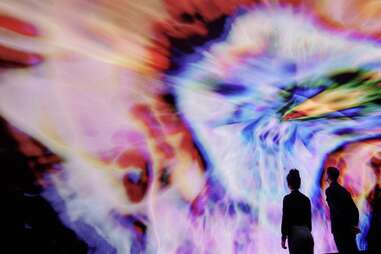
<box><xmin>353</xmin><ymin>200</ymin><xmax>359</xmax><ymax>226</ymax></box>
<box><xmin>307</xmin><ymin>199</ymin><xmax>312</xmax><ymax>232</ymax></box>
<box><xmin>346</xmin><ymin>190</ymin><xmax>359</xmax><ymax>226</ymax></box>
<box><xmin>366</xmin><ymin>189</ymin><xmax>375</xmax><ymax>212</ymax></box>
<box><xmin>281</xmin><ymin>197</ymin><xmax>289</xmax><ymax>241</ymax></box>
<box><xmin>325</xmin><ymin>187</ymin><xmax>336</xmax><ymax>230</ymax></box>
<box><xmin>281</xmin><ymin>197</ymin><xmax>289</xmax><ymax>249</ymax></box>
<box><xmin>325</xmin><ymin>188</ymin><xmax>331</xmax><ymax>206</ymax></box>
<box><xmin>326</xmin><ymin>187</ymin><xmax>336</xmax><ymax>214</ymax></box>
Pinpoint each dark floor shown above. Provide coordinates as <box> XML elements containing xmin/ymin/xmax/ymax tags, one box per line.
<box><xmin>326</xmin><ymin>252</ymin><xmax>370</xmax><ymax>254</ymax></box>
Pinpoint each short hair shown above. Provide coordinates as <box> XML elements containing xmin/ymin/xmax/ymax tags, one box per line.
<box><xmin>327</xmin><ymin>167</ymin><xmax>340</xmax><ymax>181</ymax></box>
<box><xmin>287</xmin><ymin>169</ymin><xmax>301</xmax><ymax>190</ymax></box>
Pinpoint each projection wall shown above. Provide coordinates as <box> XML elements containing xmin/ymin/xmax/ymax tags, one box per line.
<box><xmin>1</xmin><ymin>0</ymin><xmax>381</xmax><ymax>253</ymax></box>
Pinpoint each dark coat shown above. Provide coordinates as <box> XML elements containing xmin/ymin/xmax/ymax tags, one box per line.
<box><xmin>325</xmin><ymin>181</ymin><xmax>359</xmax><ymax>233</ymax></box>
<box><xmin>281</xmin><ymin>190</ymin><xmax>312</xmax><ymax>241</ymax></box>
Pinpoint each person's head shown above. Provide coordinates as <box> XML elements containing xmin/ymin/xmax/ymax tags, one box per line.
<box><xmin>326</xmin><ymin>166</ymin><xmax>340</xmax><ymax>184</ymax></box>
<box><xmin>287</xmin><ymin>169</ymin><xmax>301</xmax><ymax>191</ymax></box>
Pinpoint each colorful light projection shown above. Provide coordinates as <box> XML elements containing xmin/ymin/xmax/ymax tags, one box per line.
<box><xmin>1</xmin><ymin>1</ymin><xmax>381</xmax><ymax>253</ymax></box>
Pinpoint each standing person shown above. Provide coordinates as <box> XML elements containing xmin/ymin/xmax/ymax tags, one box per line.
<box><xmin>281</xmin><ymin>169</ymin><xmax>314</xmax><ymax>254</ymax></box>
<box><xmin>366</xmin><ymin>156</ymin><xmax>381</xmax><ymax>254</ymax></box>
<box><xmin>325</xmin><ymin>167</ymin><xmax>359</xmax><ymax>253</ymax></box>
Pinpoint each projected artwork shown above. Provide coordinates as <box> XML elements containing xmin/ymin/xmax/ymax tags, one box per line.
<box><xmin>1</xmin><ymin>0</ymin><xmax>381</xmax><ymax>253</ymax></box>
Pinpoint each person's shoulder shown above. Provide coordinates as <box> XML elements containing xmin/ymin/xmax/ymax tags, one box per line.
<box><xmin>298</xmin><ymin>191</ymin><xmax>308</xmax><ymax>198</ymax></box>
<box><xmin>300</xmin><ymin>192</ymin><xmax>311</xmax><ymax>202</ymax></box>
<box><xmin>325</xmin><ymin>185</ymin><xmax>332</xmax><ymax>194</ymax></box>
<box><xmin>338</xmin><ymin>184</ymin><xmax>350</xmax><ymax>194</ymax></box>
<box><xmin>327</xmin><ymin>182</ymin><xmax>342</xmax><ymax>192</ymax></box>
<box><xmin>303</xmin><ymin>192</ymin><xmax>310</xmax><ymax>200</ymax></box>
<box><xmin>283</xmin><ymin>193</ymin><xmax>293</xmax><ymax>203</ymax></box>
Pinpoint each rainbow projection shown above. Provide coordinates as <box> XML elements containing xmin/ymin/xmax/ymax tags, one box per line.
<box><xmin>1</xmin><ymin>0</ymin><xmax>381</xmax><ymax>253</ymax></box>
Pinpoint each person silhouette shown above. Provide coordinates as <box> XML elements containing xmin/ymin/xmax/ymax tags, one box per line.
<box><xmin>281</xmin><ymin>169</ymin><xmax>314</xmax><ymax>254</ymax></box>
<box><xmin>325</xmin><ymin>166</ymin><xmax>359</xmax><ymax>253</ymax></box>
<box><xmin>366</xmin><ymin>156</ymin><xmax>381</xmax><ymax>254</ymax></box>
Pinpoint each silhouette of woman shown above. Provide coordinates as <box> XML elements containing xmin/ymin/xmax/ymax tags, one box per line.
<box><xmin>281</xmin><ymin>169</ymin><xmax>314</xmax><ymax>254</ymax></box>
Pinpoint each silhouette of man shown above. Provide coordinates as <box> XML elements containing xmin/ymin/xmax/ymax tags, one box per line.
<box><xmin>325</xmin><ymin>166</ymin><xmax>359</xmax><ymax>253</ymax></box>
<box><xmin>366</xmin><ymin>156</ymin><xmax>381</xmax><ymax>254</ymax></box>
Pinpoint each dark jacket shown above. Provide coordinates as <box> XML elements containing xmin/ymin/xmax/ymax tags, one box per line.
<box><xmin>325</xmin><ymin>181</ymin><xmax>359</xmax><ymax>233</ymax></box>
<box><xmin>367</xmin><ymin>184</ymin><xmax>381</xmax><ymax>219</ymax></box>
<box><xmin>281</xmin><ymin>190</ymin><xmax>312</xmax><ymax>241</ymax></box>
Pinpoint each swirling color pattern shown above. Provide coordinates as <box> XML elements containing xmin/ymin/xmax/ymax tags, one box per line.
<box><xmin>1</xmin><ymin>0</ymin><xmax>381</xmax><ymax>253</ymax></box>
